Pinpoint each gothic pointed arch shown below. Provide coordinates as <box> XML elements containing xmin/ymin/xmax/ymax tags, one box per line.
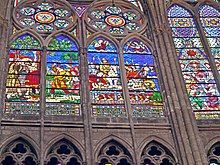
<box><xmin>5</xmin><ymin>32</ymin><xmax>42</xmax><ymax>116</ymax></box>
<box><xmin>198</xmin><ymin>4</ymin><xmax>220</xmax><ymax>75</ymax></box>
<box><xmin>45</xmin><ymin>30</ymin><xmax>80</xmax><ymax>47</ymax></box>
<box><xmin>44</xmin><ymin>134</ymin><xmax>85</xmax><ymax>160</ymax></box>
<box><xmin>138</xmin><ymin>135</ymin><xmax>177</xmax><ymax>162</ymax></box>
<box><xmin>85</xmin><ymin>0</ymin><xmax>165</xmax><ymax>119</ymax></box>
<box><xmin>87</xmin><ymin>35</ymin><xmax>126</xmax><ymax>117</ymax></box>
<box><xmin>9</xmin><ymin>30</ymin><xmax>44</xmax><ymax>46</ymax></box>
<box><xmin>140</xmin><ymin>141</ymin><xmax>176</xmax><ymax>165</ymax></box>
<box><xmin>96</xmin><ymin>140</ymin><xmax>134</xmax><ymax>165</ymax></box>
<box><xmin>94</xmin><ymin>134</ymin><xmax>134</xmax><ymax>160</ymax></box>
<box><xmin>167</xmin><ymin>3</ymin><xmax>220</xmax><ymax>120</ymax></box>
<box><xmin>45</xmin><ymin>33</ymin><xmax>80</xmax><ymax>116</ymax></box>
<box><xmin>122</xmin><ymin>36</ymin><xmax>164</xmax><ymax>118</ymax></box>
<box><xmin>0</xmin><ymin>137</ymin><xmax>39</xmax><ymax>165</ymax></box>
<box><xmin>45</xmin><ymin>138</ymin><xmax>83</xmax><ymax>165</ymax></box>
<box><xmin>208</xmin><ymin>142</ymin><xmax>220</xmax><ymax>164</ymax></box>
<box><xmin>0</xmin><ymin>133</ymin><xmax>40</xmax><ymax>156</ymax></box>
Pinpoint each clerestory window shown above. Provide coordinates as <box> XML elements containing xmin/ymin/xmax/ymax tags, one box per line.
<box><xmin>167</xmin><ymin>1</ymin><xmax>220</xmax><ymax>120</ymax></box>
<box><xmin>4</xmin><ymin>0</ymin><xmax>164</xmax><ymax>119</ymax></box>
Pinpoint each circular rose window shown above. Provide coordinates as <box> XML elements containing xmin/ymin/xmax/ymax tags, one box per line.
<box><xmin>14</xmin><ymin>0</ymin><xmax>75</xmax><ymax>34</ymax></box>
<box><xmin>105</xmin><ymin>15</ymin><xmax>126</xmax><ymax>27</ymax></box>
<box><xmin>86</xmin><ymin>3</ymin><xmax>145</xmax><ymax>35</ymax></box>
<box><xmin>35</xmin><ymin>12</ymin><xmax>56</xmax><ymax>24</ymax></box>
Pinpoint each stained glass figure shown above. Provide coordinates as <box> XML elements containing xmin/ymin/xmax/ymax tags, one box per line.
<box><xmin>46</xmin><ymin>34</ymin><xmax>80</xmax><ymax>116</ymax></box>
<box><xmin>199</xmin><ymin>5</ymin><xmax>220</xmax><ymax>73</ymax></box>
<box><xmin>87</xmin><ymin>3</ymin><xmax>144</xmax><ymax>35</ymax></box>
<box><xmin>123</xmin><ymin>38</ymin><xmax>164</xmax><ymax>117</ymax></box>
<box><xmin>88</xmin><ymin>37</ymin><xmax>126</xmax><ymax>117</ymax></box>
<box><xmin>5</xmin><ymin>34</ymin><xmax>42</xmax><ymax>115</ymax></box>
<box><xmin>14</xmin><ymin>0</ymin><xmax>75</xmax><ymax>34</ymax></box>
<box><xmin>168</xmin><ymin>5</ymin><xmax>220</xmax><ymax>119</ymax></box>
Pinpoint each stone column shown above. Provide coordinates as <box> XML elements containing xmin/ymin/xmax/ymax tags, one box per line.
<box><xmin>145</xmin><ymin>0</ymin><xmax>207</xmax><ymax>164</ymax></box>
<box><xmin>0</xmin><ymin>16</ymin><xmax>9</xmax><ymax>141</ymax></box>
<box><xmin>80</xmin><ymin>20</ymin><xmax>94</xmax><ymax>165</ymax></box>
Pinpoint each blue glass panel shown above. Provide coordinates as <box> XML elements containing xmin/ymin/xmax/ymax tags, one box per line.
<box><xmin>171</xmin><ymin>28</ymin><xmax>199</xmax><ymax>37</ymax></box>
<box><xmin>47</xmin><ymin>51</ymin><xmax>79</xmax><ymax>63</ymax></box>
<box><xmin>199</xmin><ymin>5</ymin><xmax>220</xmax><ymax>17</ymax></box>
<box><xmin>124</xmin><ymin>54</ymin><xmax>154</xmax><ymax>65</ymax></box>
<box><xmin>167</xmin><ymin>5</ymin><xmax>192</xmax><ymax>17</ymax></box>
<box><xmin>88</xmin><ymin>52</ymin><xmax>118</xmax><ymax>64</ymax></box>
<box><xmin>203</xmin><ymin>27</ymin><xmax>220</xmax><ymax>37</ymax></box>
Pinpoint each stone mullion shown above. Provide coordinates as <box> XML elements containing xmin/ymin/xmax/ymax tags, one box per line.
<box><xmin>161</xmin><ymin>0</ymin><xmax>207</xmax><ymax>163</ymax></box>
<box><xmin>143</xmin><ymin>3</ymin><xmax>185</xmax><ymax>163</ymax></box>
<box><xmin>0</xmin><ymin>18</ymin><xmax>9</xmax><ymax>142</ymax></box>
<box><xmin>40</xmin><ymin>46</ymin><xmax>47</xmax><ymax>165</ymax></box>
<box><xmin>194</xmin><ymin>11</ymin><xmax>220</xmax><ymax>91</ymax></box>
<box><xmin>149</xmin><ymin>0</ymin><xmax>207</xmax><ymax>164</ymax></box>
<box><xmin>150</xmin><ymin>1</ymin><xmax>207</xmax><ymax>164</ymax></box>
<box><xmin>118</xmin><ymin>47</ymin><xmax>138</xmax><ymax>165</ymax></box>
<box><xmin>163</xmin><ymin>2</ymin><xmax>208</xmax><ymax>164</ymax></box>
<box><xmin>80</xmin><ymin>19</ymin><xmax>94</xmax><ymax>165</ymax></box>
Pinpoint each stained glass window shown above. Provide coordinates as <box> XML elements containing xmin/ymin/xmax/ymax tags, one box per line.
<box><xmin>199</xmin><ymin>5</ymin><xmax>220</xmax><ymax>74</ymax></box>
<box><xmin>88</xmin><ymin>37</ymin><xmax>126</xmax><ymax>117</ymax></box>
<box><xmin>14</xmin><ymin>0</ymin><xmax>75</xmax><ymax>34</ymax></box>
<box><xmin>5</xmin><ymin>34</ymin><xmax>42</xmax><ymax>115</ymax></box>
<box><xmin>87</xmin><ymin>3</ymin><xmax>144</xmax><ymax>35</ymax></box>
<box><xmin>46</xmin><ymin>34</ymin><xmax>80</xmax><ymax>116</ymax></box>
<box><xmin>167</xmin><ymin>5</ymin><xmax>220</xmax><ymax>119</ymax></box>
<box><xmin>123</xmin><ymin>39</ymin><xmax>163</xmax><ymax>117</ymax></box>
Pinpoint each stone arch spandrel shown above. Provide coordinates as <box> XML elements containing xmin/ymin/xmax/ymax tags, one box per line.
<box><xmin>43</xmin><ymin>133</ymin><xmax>85</xmax><ymax>162</ymax></box>
<box><xmin>140</xmin><ymin>138</ymin><xmax>177</xmax><ymax>164</ymax></box>
<box><xmin>205</xmin><ymin>136</ymin><xmax>220</xmax><ymax>154</ymax></box>
<box><xmin>0</xmin><ymin>133</ymin><xmax>40</xmax><ymax>158</ymax></box>
<box><xmin>138</xmin><ymin>135</ymin><xmax>177</xmax><ymax>162</ymax></box>
<box><xmin>93</xmin><ymin>134</ymin><xmax>134</xmax><ymax>162</ymax></box>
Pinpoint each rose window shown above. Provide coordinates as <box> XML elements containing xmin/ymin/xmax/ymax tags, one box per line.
<box><xmin>87</xmin><ymin>3</ymin><xmax>145</xmax><ymax>35</ymax></box>
<box><xmin>14</xmin><ymin>0</ymin><xmax>75</xmax><ymax>34</ymax></box>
